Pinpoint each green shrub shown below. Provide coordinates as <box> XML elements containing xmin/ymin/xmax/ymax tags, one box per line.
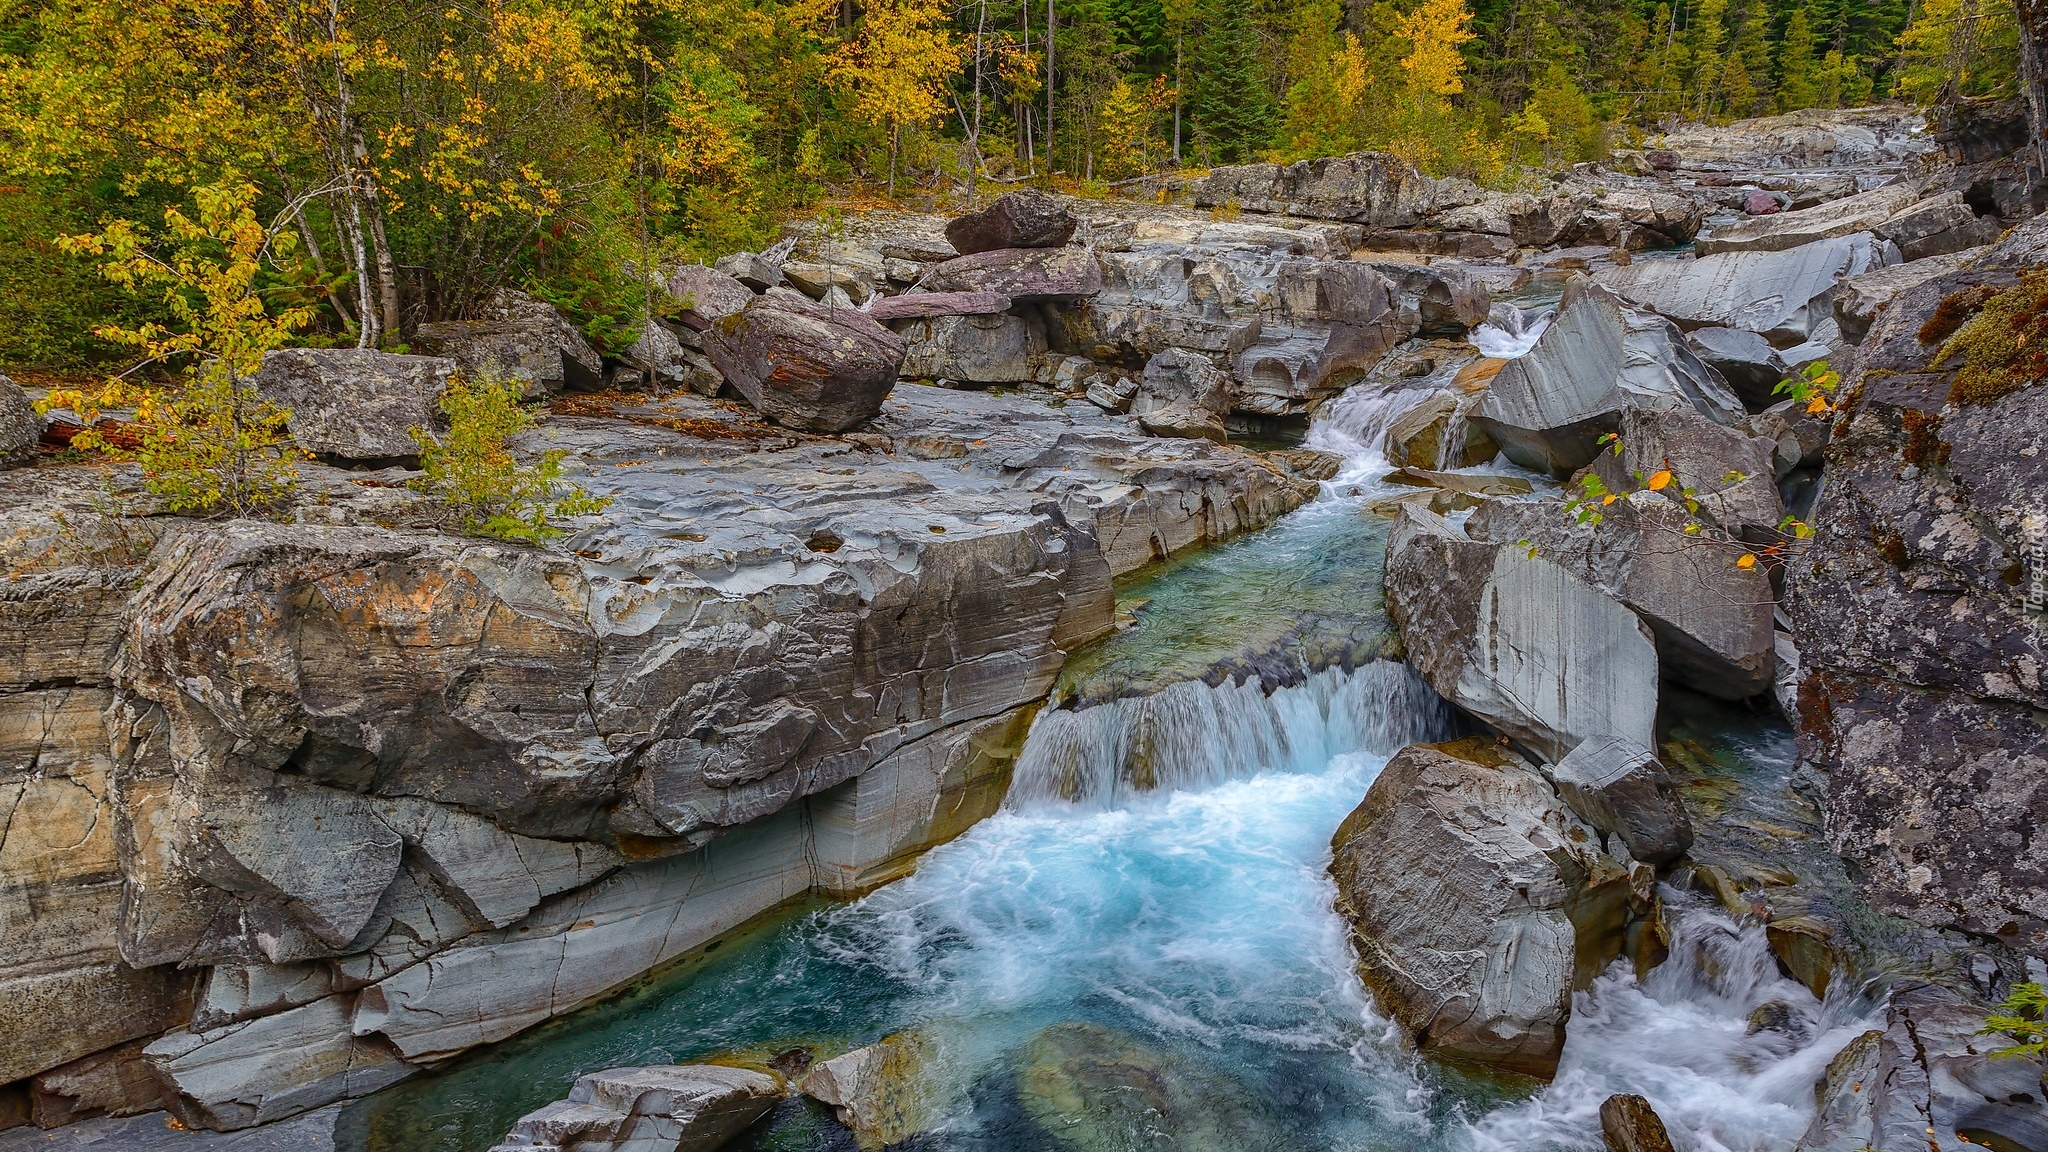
<box><xmin>1985</xmin><ymin>981</ymin><xmax>2048</xmax><ymax>1058</ymax></box>
<box><xmin>409</xmin><ymin>373</ymin><xmax>611</xmax><ymax>543</ymax></box>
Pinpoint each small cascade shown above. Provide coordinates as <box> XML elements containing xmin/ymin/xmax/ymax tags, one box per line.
<box><xmin>1299</xmin><ymin>380</ymin><xmax>1447</xmax><ymax>469</ymax></box>
<box><xmin>1466</xmin><ymin>889</ymin><xmax>1878</xmax><ymax>1152</ymax></box>
<box><xmin>1007</xmin><ymin>662</ymin><xmax>1453</xmax><ymax>809</ymax></box>
<box><xmin>1470</xmin><ymin>305</ymin><xmax>1553</xmax><ymax>359</ymax></box>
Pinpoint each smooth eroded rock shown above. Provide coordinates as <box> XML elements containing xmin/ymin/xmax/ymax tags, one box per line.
<box><xmin>491</xmin><ymin>1064</ymin><xmax>781</xmax><ymax>1152</ymax></box>
<box><xmin>1329</xmin><ymin>738</ymin><xmax>1632</xmax><ymax>1078</ymax></box>
<box><xmin>1597</xmin><ymin>232</ymin><xmax>1891</xmax><ymax>347</ymax></box>
<box><xmin>1548</xmin><ymin>736</ymin><xmax>1693</xmax><ymax>866</ymax></box>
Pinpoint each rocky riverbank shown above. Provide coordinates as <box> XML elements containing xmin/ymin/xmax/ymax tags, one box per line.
<box><xmin>3</xmin><ymin>99</ymin><xmax>2044</xmax><ymax>1152</ymax></box>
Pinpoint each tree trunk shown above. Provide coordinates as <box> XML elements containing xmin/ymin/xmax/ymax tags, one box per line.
<box><xmin>1045</xmin><ymin>0</ymin><xmax>1055</xmax><ymax>173</ymax></box>
<box><xmin>1173</xmin><ymin>36</ymin><xmax>1182</xmax><ymax>164</ymax></box>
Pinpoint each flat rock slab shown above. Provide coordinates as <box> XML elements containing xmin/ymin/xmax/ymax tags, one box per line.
<box><xmin>0</xmin><ymin>1106</ymin><xmax>345</xmax><ymax>1151</ymax></box>
<box><xmin>867</xmin><ymin>291</ymin><xmax>1011</xmax><ymax>322</ymax></box>
<box><xmin>1596</xmin><ymin>232</ymin><xmax>1891</xmax><ymax>346</ymax></box>
<box><xmin>920</xmin><ymin>246</ymin><xmax>1103</xmax><ymax>300</ymax></box>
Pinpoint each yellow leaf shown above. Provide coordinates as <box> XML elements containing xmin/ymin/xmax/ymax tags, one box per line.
<box><xmin>1736</xmin><ymin>553</ymin><xmax>1757</xmax><ymax>569</ymax></box>
<box><xmin>1601</xmin><ymin>493</ymin><xmax>1617</xmax><ymax>505</ymax></box>
<box><xmin>1647</xmin><ymin>469</ymin><xmax>1673</xmax><ymax>491</ymax></box>
<box><xmin>1806</xmin><ymin>397</ymin><xmax>1829</xmax><ymax>415</ymax></box>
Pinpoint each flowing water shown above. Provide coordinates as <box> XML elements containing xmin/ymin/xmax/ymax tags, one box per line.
<box><xmin>350</xmin><ymin>322</ymin><xmax>1876</xmax><ymax>1152</ymax></box>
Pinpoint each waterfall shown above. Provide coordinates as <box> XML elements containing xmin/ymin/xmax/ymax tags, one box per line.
<box><xmin>1465</xmin><ymin>888</ymin><xmax>1879</xmax><ymax>1152</ymax></box>
<box><xmin>1299</xmin><ymin>379</ymin><xmax>1445</xmax><ymax>467</ymax></box>
<box><xmin>1470</xmin><ymin>304</ymin><xmax>1553</xmax><ymax>359</ymax></box>
<box><xmin>1007</xmin><ymin>662</ymin><xmax>1453</xmax><ymax>809</ymax></box>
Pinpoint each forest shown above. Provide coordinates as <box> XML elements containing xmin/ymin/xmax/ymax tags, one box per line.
<box><xmin>0</xmin><ymin>0</ymin><xmax>2025</xmax><ymax>369</ymax></box>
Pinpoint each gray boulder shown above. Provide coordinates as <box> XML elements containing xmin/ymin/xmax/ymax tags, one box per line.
<box><xmin>1744</xmin><ymin>398</ymin><xmax>1830</xmax><ymax>478</ymax></box>
<box><xmin>667</xmin><ymin>265</ymin><xmax>756</xmax><ymax>327</ymax></box>
<box><xmin>1371</xmin><ymin>263</ymin><xmax>1493</xmax><ymax>335</ymax></box>
<box><xmin>944</xmin><ymin>190</ymin><xmax>1078</xmax><ymax>254</ymax></box>
<box><xmin>1876</xmin><ymin>191</ymin><xmax>1998</xmax><ymax>262</ymax></box>
<box><xmin>714</xmin><ymin>251</ymin><xmax>786</xmax><ymax>292</ymax></box>
<box><xmin>1471</xmin><ymin>279</ymin><xmax>1743</xmax><ymax>477</ymax></box>
<box><xmin>1548</xmin><ymin>736</ymin><xmax>1693</xmax><ymax>865</ymax></box>
<box><xmin>1132</xmin><ymin>348</ymin><xmax>1231</xmax><ymax>442</ymax></box>
<box><xmin>799</xmin><ymin>1035</ymin><xmax>944</xmax><ymax>1148</ymax></box>
<box><xmin>1467</xmin><ymin>491</ymin><xmax>1775</xmax><ymax>701</ymax></box>
<box><xmin>897</xmin><ymin>311</ymin><xmax>1048</xmax><ymax>384</ymax></box>
<box><xmin>253</xmin><ymin>349</ymin><xmax>455</xmax><ymax>463</ymax></box>
<box><xmin>143</xmin><ymin>996</ymin><xmax>414</xmax><ymax>1130</ymax></box>
<box><xmin>1328</xmin><ymin>738</ymin><xmax>1633</xmax><ymax>1078</ymax></box>
<box><xmin>617</xmin><ymin>321</ymin><xmax>721</xmax><ymax>395</ymax></box>
<box><xmin>411</xmin><ymin>290</ymin><xmax>603</xmax><ymax>397</ymax></box>
<box><xmin>781</xmin><ymin>261</ymin><xmax>874</xmax><ymax>305</ymax></box>
<box><xmin>1693</xmin><ymin>182</ymin><xmax>1923</xmax><ymax>255</ymax></box>
<box><xmin>1686</xmin><ymin>326</ymin><xmax>1788</xmax><ymax>411</ymax></box>
<box><xmin>866</xmin><ymin>291</ymin><xmax>1011</xmax><ymax>322</ymax></box>
<box><xmin>491</xmin><ymin>1064</ymin><xmax>782</xmax><ymax>1152</ymax></box>
<box><xmin>1384</xmin><ymin>506</ymin><xmax>1659</xmax><ymax>762</ymax></box>
<box><xmin>1584</xmin><ymin>403</ymin><xmax>1785</xmax><ymax>543</ymax></box>
<box><xmin>701</xmin><ymin>290</ymin><xmax>908</xmax><ymax>432</ymax></box>
<box><xmin>1384</xmin><ymin>390</ymin><xmax>1498</xmax><ymax>471</ymax></box>
<box><xmin>1597</xmin><ymin>232</ymin><xmax>1892</xmax><ymax>347</ymax></box>
<box><xmin>1</xmin><ymin>375</ymin><xmax>37</xmax><ymax>468</ymax></box>
<box><xmin>920</xmin><ymin>245</ymin><xmax>1102</xmax><ymax>300</ymax></box>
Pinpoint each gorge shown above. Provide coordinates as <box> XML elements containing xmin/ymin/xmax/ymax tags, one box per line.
<box><xmin>2</xmin><ymin>98</ymin><xmax>2046</xmax><ymax>1152</ymax></box>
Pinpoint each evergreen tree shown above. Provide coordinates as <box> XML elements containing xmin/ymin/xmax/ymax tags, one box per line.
<box><xmin>1775</xmin><ymin>4</ymin><xmax>1819</xmax><ymax>109</ymax></box>
<box><xmin>1187</xmin><ymin>0</ymin><xmax>1275</xmax><ymax>162</ymax></box>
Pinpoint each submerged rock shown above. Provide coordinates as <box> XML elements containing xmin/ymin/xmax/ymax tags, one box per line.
<box><xmin>1384</xmin><ymin>506</ymin><xmax>1659</xmax><ymax>762</ymax></box>
<box><xmin>702</xmin><ymin>290</ymin><xmax>908</xmax><ymax>432</ymax></box>
<box><xmin>1600</xmin><ymin>1093</ymin><xmax>1678</xmax><ymax>1152</ymax></box>
<box><xmin>1328</xmin><ymin>738</ymin><xmax>1633</xmax><ymax>1078</ymax></box>
<box><xmin>799</xmin><ymin>1034</ymin><xmax>943</xmax><ymax>1150</ymax></box>
<box><xmin>1018</xmin><ymin>1021</ymin><xmax>1286</xmax><ymax>1152</ymax></box>
<box><xmin>945</xmin><ymin>190</ymin><xmax>1078</xmax><ymax>254</ymax></box>
<box><xmin>490</xmin><ymin>1064</ymin><xmax>781</xmax><ymax>1152</ymax></box>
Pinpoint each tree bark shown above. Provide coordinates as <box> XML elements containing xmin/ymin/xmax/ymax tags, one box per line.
<box><xmin>2019</xmin><ymin>0</ymin><xmax>2048</xmax><ymax>205</ymax></box>
<box><xmin>1045</xmin><ymin>0</ymin><xmax>1055</xmax><ymax>173</ymax></box>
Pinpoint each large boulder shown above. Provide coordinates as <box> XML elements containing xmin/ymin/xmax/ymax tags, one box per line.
<box><xmin>253</xmin><ymin>349</ymin><xmax>456</xmax><ymax>463</ymax></box>
<box><xmin>1877</xmin><ymin>191</ymin><xmax>1998</xmax><ymax>262</ymax></box>
<box><xmin>666</xmin><ymin>265</ymin><xmax>756</xmax><ymax>328</ymax></box>
<box><xmin>1384</xmin><ymin>506</ymin><xmax>1659</xmax><ymax>761</ymax></box>
<box><xmin>491</xmin><ymin>1064</ymin><xmax>782</xmax><ymax>1152</ymax></box>
<box><xmin>799</xmin><ymin>1035</ymin><xmax>944</xmax><ymax>1150</ymax></box>
<box><xmin>920</xmin><ymin>245</ymin><xmax>1103</xmax><ymax>300</ymax></box>
<box><xmin>897</xmin><ymin>311</ymin><xmax>1048</xmax><ymax>384</ymax></box>
<box><xmin>1327</xmin><ymin>738</ymin><xmax>1634</xmax><ymax>1078</ymax></box>
<box><xmin>944</xmin><ymin>190</ymin><xmax>1077</xmax><ymax>254</ymax></box>
<box><xmin>1547</xmin><ymin>736</ymin><xmax>1693</xmax><ymax>865</ymax></box>
<box><xmin>1470</xmin><ymin>278</ymin><xmax>1743</xmax><ymax>477</ymax></box>
<box><xmin>1784</xmin><ymin>216</ymin><xmax>2048</xmax><ymax>957</ymax></box>
<box><xmin>412</xmin><ymin>289</ymin><xmax>603</xmax><ymax>397</ymax></box>
<box><xmin>1384</xmin><ymin>390</ymin><xmax>1499</xmax><ymax>470</ymax></box>
<box><xmin>1582</xmin><ymin>403</ymin><xmax>1786</xmax><ymax>543</ymax></box>
<box><xmin>701</xmin><ymin>290</ymin><xmax>908</xmax><ymax>432</ymax></box>
<box><xmin>1597</xmin><ymin>232</ymin><xmax>1892</xmax><ymax>348</ymax></box>
<box><xmin>1686</xmin><ymin>326</ymin><xmax>1788</xmax><ymax>411</ymax></box>
<box><xmin>1831</xmin><ymin>247</ymin><xmax>1985</xmax><ymax>344</ymax></box>
<box><xmin>1132</xmin><ymin>348</ymin><xmax>1231</xmax><ymax>442</ymax></box>
<box><xmin>1602</xmin><ymin>1094</ymin><xmax>1678</xmax><ymax>1152</ymax></box>
<box><xmin>617</xmin><ymin>321</ymin><xmax>722</xmax><ymax>395</ymax></box>
<box><xmin>1466</xmin><ymin>490</ymin><xmax>1775</xmax><ymax>701</ymax></box>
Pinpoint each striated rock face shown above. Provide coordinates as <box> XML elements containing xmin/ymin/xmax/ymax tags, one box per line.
<box><xmin>1694</xmin><ymin>183</ymin><xmax>1925</xmax><ymax>255</ymax></box>
<box><xmin>1650</xmin><ymin>106</ymin><xmax>1936</xmax><ymax>171</ymax></box>
<box><xmin>702</xmin><ymin>290</ymin><xmax>908</xmax><ymax>431</ymax></box>
<box><xmin>1189</xmin><ymin>152</ymin><xmax>1439</xmax><ymax>226</ymax></box>
<box><xmin>0</xmin><ymin>381</ymin><xmax>1316</xmax><ymax>1130</ymax></box>
<box><xmin>1471</xmin><ymin>278</ymin><xmax>1741</xmax><ymax>477</ymax></box>
<box><xmin>867</xmin><ymin>290</ymin><xmax>1010</xmax><ymax>322</ymax></box>
<box><xmin>1795</xmin><ymin>983</ymin><xmax>2048</xmax><ymax>1152</ymax></box>
<box><xmin>1785</xmin><ymin>218</ymin><xmax>2048</xmax><ymax>959</ymax></box>
<box><xmin>1384</xmin><ymin>506</ymin><xmax>1659</xmax><ymax>762</ymax></box>
<box><xmin>1328</xmin><ymin>738</ymin><xmax>1634</xmax><ymax>1079</ymax></box>
<box><xmin>1832</xmin><ymin>247</ymin><xmax>1985</xmax><ymax>344</ymax></box>
<box><xmin>1133</xmin><ymin>348</ymin><xmax>1232</xmax><ymax>441</ymax></box>
<box><xmin>1548</xmin><ymin>736</ymin><xmax>1693</xmax><ymax>866</ymax></box>
<box><xmin>1466</xmin><ymin>491</ymin><xmax>1774</xmax><ymax>702</ymax></box>
<box><xmin>412</xmin><ymin>289</ymin><xmax>603</xmax><ymax>397</ymax></box>
<box><xmin>1</xmin><ymin>375</ymin><xmax>37</xmax><ymax>469</ymax></box>
<box><xmin>944</xmin><ymin>190</ymin><xmax>1078</xmax><ymax>254</ymax></box>
<box><xmin>920</xmin><ymin>245</ymin><xmax>1104</xmax><ymax>300</ymax></box>
<box><xmin>1597</xmin><ymin>233</ymin><xmax>1892</xmax><ymax>347</ymax></box>
<box><xmin>253</xmin><ymin>349</ymin><xmax>456</xmax><ymax>463</ymax></box>
<box><xmin>897</xmin><ymin>311</ymin><xmax>1048</xmax><ymax>383</ymax></box>
<box><xmin>491</xmin><ymin>1064</ymin><xmax>781</xmax><ymax>1152</ymax></box>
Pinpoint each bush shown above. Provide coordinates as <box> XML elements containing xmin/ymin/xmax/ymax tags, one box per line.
<box><xmin>409</xmin><ymin>373</ymin><xmax>611</xmax><ymax>543</ymax></box>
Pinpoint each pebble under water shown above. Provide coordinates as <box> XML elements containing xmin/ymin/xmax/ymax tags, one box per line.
<box><xmin>349</xmin><ymin>321</ymin><xmax>1876</xmax><ymax>1152</ymax></box>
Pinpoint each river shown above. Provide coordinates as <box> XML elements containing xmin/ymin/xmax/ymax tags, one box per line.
<box><xmin>348</xmin><ymin>313</ymin><xmax>1874</xmax><ymax>1152</ymax></box>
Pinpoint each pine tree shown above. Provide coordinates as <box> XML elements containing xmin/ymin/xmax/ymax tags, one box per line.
<box><xmin>1187</xmin><ymin>0</ymin><xmax>1274</xmax><ymax>162</ymax></box>
<box><xmin>1775</xmin><ymin>4</ymin><xmax>1819</xmax><ymax>109</ymax></box>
